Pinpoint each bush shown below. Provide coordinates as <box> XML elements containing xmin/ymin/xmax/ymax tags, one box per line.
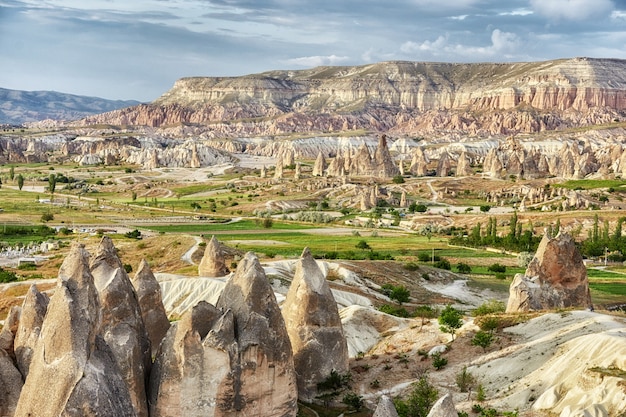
<box><xmin>487</xmin><ymin>263</ymin><xmax>506</xmax><ymax>273</ymax></box>
<box><xmin>355</xmin><ymin>240</ymin><xmax>371</xmax><ymax>250</ymax></box>
<box><xmin>379</xmin><ymin>304</ymin><xmax>410</xmax><ymax>318</ymax></box>
<box><xmin>392</xmin><ymin>175</ymin><xmax>405</xmax><ymax>184</ymax></box>
<box><xmin>456</xmin><ymin>262</ymin><xmax>472</xmax><ymax>274</ymax></box>
<box><xmin>0</xmin><ymin>267</ymin><xmax>18</xmax><ymax>283</ymax></box>
<box><xmin>473</xmin><ymin>300</ymin><xmax>506</xmax><ymax>316</ymax></box>
<box><xmin>403</xmin><ymin>261</ymin><xmax>420</xmax><ymax>271</ymax></box>
<box><xmin>41</xmin><ymin>212</ymin><xmax>54</xmax><ymax>222</ymax></box>
<box><xmin>456</xmin><ymin>366</ymin><xmax>476</xmax><ymax>393</ymax></box>
<box><xmin>476</xmin><ymin>316</ymin><xmax>500</xmax><ymax>333</ymax></box>
<box><xmin>472</xmin><ymin>330</ymin><xmax>495</xmax><ymax>351</ymax></box>
<box><xmin>17</xmin><ymin>263</ymin><xmax>36</xmax><ymax>271</ymax></box>
<box><xmin>495</xmin><ymin>273</ymin><xmax>506</xmax><ymax>280</ymax></box>
<box><xmin>342</xmin><ymin>392</ymin><xmax>364</xmax><ymax>411</ymax></box>
<box><xmin>262</xmin><ymin>218</ymin><xmax>273</xmax><ymax>228</ymax></box>
<box><xmin>123</xmin><ymin>263</ymin><xmax>133</xmax><ymax>273</ymax></box>
<box><xmin>431</xmin><ymin>352</ymin><xmax>448</xmax><ymax>370</ymax></box>
<box><xmin>434</xmin><ymin>258</ymin><xmax>451</xmax><ymax>270</ymax></box>
<box><xmin>125</xmin><ymin>229</ymin><xmax>142</xmax><ymax>239</ymax></box>
<box><xmin>393</xmin><ymin>375</ymin><xmax>438</xmax><ymax>417</ymax></box>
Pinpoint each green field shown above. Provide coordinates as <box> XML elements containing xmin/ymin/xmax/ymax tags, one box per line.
<box><xmin>555</xmin><ymin>179</ymin><xmax>626</xmax><ymax>190</ymax></box>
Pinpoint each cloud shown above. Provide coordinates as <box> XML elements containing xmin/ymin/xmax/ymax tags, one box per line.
<box><xmin>284</xmin><ymin>55</ymin><xmax>350</xmax><ymax>67</ymax></box>
<box><xmin>529</xmin><ymin>0</ymin><xmax>614</xmax><ymax>21</ymax></box>
<box><xmin>401</xmin><ymin>35</ymin><xmax>449</xmax><ymax>53</ymax></box>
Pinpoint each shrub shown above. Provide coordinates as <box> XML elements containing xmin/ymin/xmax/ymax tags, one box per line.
<box><xmin>456</xmin><ymin>366</ymin><xmax>476</xmax><ymax>393</ymax></box>
<box><xmin>125</xmin><ymin>229</ymin><xmax>142</xmax><ymax>239</ymax></box>
<box><xmin>379</xmin><ymin>304</ymin><xmax>410</xmax><ymax>318</ymax></box>
<box><xmin>495</xmin><ymin>273</ymin><xmax>506</xmax><ymax>280</ymax></box>
<box><xmin>418</xmin><ymin>252</ymin><xmax>431</xmax><ymax>262</ymax></box>
<box><xmin>431</xmin><ymin>352</ymin><xmax>448</xmax><ymax>370</ymax></box>
<box><xmin>403</xmin><ymin>261</ymin><xmax>420</xmax><ymax>271</ymax></box>
<box><xmin>439</xmin><ymin>305</ymin><xmax>463</xmax><ymax>341</ymax></box>
<box><xmin>487</xmin><ymin>263</ymin><xmax>506</xmax><ymax>273</ymax></box>
<box><xmin>41</xmin><ymin>212</ymin><xmax>54</xmax><ymax>222</ymax></box>
<box><xmin>342</xmin><ymin>392</ymin><xmax>364</xmax><ymax>411</ymax></box>
<box><xmin>456</xmin><ymin>262</ymin><xmax>472</xmax><ymax>274</ymax></box>
<box><xmin>393</xmin><ymin>375</ymin><xmax>438</xmax><ymax>417</ymax></box>
<box><xmin>476</xmin><ymin>384</ymin><xmax>486</xmax><ymax>401</ymax></box>
<box><xmin>434</xmin><ymin>258</ymin><xmax>451</xmax><ymax>270</ymax></box>
<box><xmin>0</xmin><ymin>267</ymin><xmax>18</xmax><ymax>283</ymax></box>
<box><xmin>262</xmin><ymin>218</ymin><xmax>273</xmax><ymax>228</ymax></box>
<box><xmin>355</xmin><ymin>240</ymin><xmax>371</xmax><ymax>250</ymax></box>
<box><xmin>476</xmin><ymin>316</ymin><xmax>500</xmax><ymax>333</ymax></box>
<box><xmin>17</xmin><ymin>263</ymin><xmax>36</xmax><ymax>271</ymax></box>
<box><xmin>473</xmin><ymin>300</ymin><xmax>506</xmax><ymax>316</ymax></box>
<box><xmin>123</xmin><ymin>263</ymin><xmax>133</xmax><ymax>273</ymax></box>
<box><xmin>471</xmin><ymin>330</ymin><xmax>495</xmax><ymax>352</ymax></box>
<box><xmin>392</xmin><ymin>175</ymin><xmax>405</xmax><ymax>184</ymax></box>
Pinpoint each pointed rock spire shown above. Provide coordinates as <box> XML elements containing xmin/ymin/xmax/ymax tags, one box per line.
<box><xmin>14</xmin><ymin>285</ymin><xmax>49</xmax><ymax>378</ymax></box>
<box><xmin>313</xmin><ymin>151</ymin><xmax>327</xmax><ymax>176</ymax></box>
<box><xmin>132</xmin><ymin>260</ymin><xmax>171</xmax><ymax>357</ymax></box>
<box><xmin>282</xmin><ymin>248</ymin><xmax>349</xmax><ymax>401</ymax></box>
<box><xmin>90</xmin><ymin>236</ymin><xmax>151</xmax><ymax>417</ymax></box>
<box><xmin>426</xmin><ymin>393</ymin><xmax>458</xmax><ymax>417</ymax></box>
<box><xmin>0</xmin><ymin>348</ymin><xmax>23</xmax><ymax>417</ymax></box>
<box><xmin>456</xmin><ymin>151</ymin><xmax>472</xmax><ymax>177</ymax></box>
<box><xmin>15</xmin><ymin>242</ymin><xmax>134</xmax><ymax>417</ymax></box>
<box><xmin>198</xmin><ymin>235</ymin><xmax>230</xmax><ymax>277</ymax></box>
<box><xmin>373</xmin><ymin>395</ymin><xmax>400</xmax><ymax>417</ymax></box>
<box><xmin>216</xmin><ymin>252</ymin><xmax>298</xmax><ymax>417</ymax></box>
<box><xmin>148</xmin><ymin>301</ymin><xmax>234</xmax><ymax>417</ymax></box>
<box><xmin>0</xmin><ymin>305</ymin><xmax>20</xmax><ymax>360</ymax></box>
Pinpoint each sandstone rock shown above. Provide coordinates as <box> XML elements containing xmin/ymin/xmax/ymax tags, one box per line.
<box><xmin>506</xmin><ymin>232</ymin><xmax>592</xmax><ymax>312</ymax></box>
<box><xmin>313</xmin><ymin>151</ymin><xmax>326</xmax><ymax>176</ymax></box>
<box><xmin>410</xmin><ymin>147</ymin><xmax>428</xmax><ymax>176</ymax></box>
<box><xmin>282</xmin><ymin>248</ymin><xmax>349</xmax><ymax>402</ymax></box>
<box><xmin>14</xmin><ymin>285</ymin><xmax>49</xmax><ymax>378</ymax></box>
<box><xmin>15</xmin><ymin>242</ymin><xmax>135</xmax><ymax>417</ymax></box>
<box><xmin>426</xmin><ymin>393</ymin><xmax>457</xmax><ymax>417</ymax></box>
<box><xmin>0</xmin><ymin>305</ymin><xmax>20</xmax><ymax>360</ymax></box>
<box><xmin>373</xmin><ymin>135</ymin><xmax>400</xmax><ymax>178</ymax></box>
<box><xmin>437</xmin><ymin>152</ymin><xmax>451</xmax><ymax>177</ymax></box>
<box><xmin>455</xmin><ymin>151</ymin><xmax>472</xmax><ymax>177</ymax></box>
<box><xmin>0</xmin><ymin>348</ymin><xmax>23</xmax><ymax>417</ymax></box>
<box><xmin>132</xmin><ymin>259</ymin><xmax>171</xmax><ymax>357</ymax></box>
<box><xmin>198</xmin><ymin>235</ymin><xmax>230</xmax><ymax>277</ymax></box>
<box><xmin>294</xmin><ymin>162</ymin><xmax>301</xmax><ymax>180</ymax></box>
<box><xmin>274</xmin><ymin>157</ymin><xmax>284</xmax><ymax>179</ymax></box>
<box><xmin>148</xmin><ymin>301</ymin><xmax>235</xmax><ymax>417</ymax></box>
<box><xmin>215</xmin><ymin>252</ymin><xmax>298</xmax><ymax>417</ymax></box>
<box><xmin>373</xmin><ymin>395</ymin><xmax>399</xmax><ymax>417</ymax></box>
<box><xmin>90</xmin><ymin>236</ymin><xmax>151</xmax><ymax>417</ymax></box>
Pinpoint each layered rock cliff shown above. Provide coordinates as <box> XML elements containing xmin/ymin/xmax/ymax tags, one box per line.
<box><xmin>79</xmin><ymin>58</ymin><xmax>626</xmax><ymax>136</ymax></box>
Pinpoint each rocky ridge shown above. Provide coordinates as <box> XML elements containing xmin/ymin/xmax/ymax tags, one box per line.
<box><xmin>79</xmin><ymin>58</ymin><xmax>626</xmax><ymax>136</ymax></box>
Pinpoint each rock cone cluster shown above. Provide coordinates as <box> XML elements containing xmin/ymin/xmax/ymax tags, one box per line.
<box><xmin>0</xmin><ymin>239</ymin><xmax>349</xmax><ymax>416</ymax></box>
<box><xmin>507</xmin><ymin>232</ymin><xmax>593</xmax><ymax>312</ymax></box>
<box><xmin>198</xmin><ymin>235</ymin><xmax>230</xmax><ymax>277</ymax></box>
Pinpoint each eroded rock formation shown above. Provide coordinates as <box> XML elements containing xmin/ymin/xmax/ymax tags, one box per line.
<box><xmin>282</xmin><ymin>248</ymin><xmax>349</xmax><ymax>401</ymax></box>
<box><xmin>14</xmin><ymin>285</ymin><xmax>49</xmax><ymax>378</ymax></box>
<box><xmin>373</xmin><ymin>395</ymin><xmax>399</xmax><ymax>417</ymax></box>
<box><xmin>215</xmin><ymin>252</ymin><xmax>298</xmax><ymax>416</ymax></box>
<box><xmin>132</xmin><ymin>260</ymin><xmax>171</xmax><ymax>357</ymax></box>
<box><xmin>506</xmin><ymin>232</ymin><xmax>593</xmax><ymax>312</ymax></box>
<box><xmin>15</xmin><ymin>242</ymin><xmax>135</xmax><ymax>417</ymax></box>
<box><xmin>426</xmin><ymin>393</ymin><xmax>458</xmax><ymax>417</ymax></box>
<box><xmin>90</xmin><ymin>236</ymin><xmax>151</xmax><ymax>417</ymax></box>
<box><xmin>198</xmin><ymin>235</ymin><xmax>230</xmax><ymax>277</ymax></box>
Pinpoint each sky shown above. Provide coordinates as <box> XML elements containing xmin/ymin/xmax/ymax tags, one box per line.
<box><xmin>1</xmin><ymin>0</ymin><xmax>625</xmax><ymax>102</ymax></box>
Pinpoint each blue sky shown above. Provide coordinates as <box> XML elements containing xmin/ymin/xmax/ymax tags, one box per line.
<box><xmin>1</xmin><ymin>0</ymin><xmax>625</xmax><ymax>101</ymax></box>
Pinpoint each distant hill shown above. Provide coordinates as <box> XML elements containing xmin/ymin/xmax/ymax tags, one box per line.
<box><xmin>0</xmin><ymin>88</ymin><xmax>140</xmax><ymax>124</ymax></box>
<box><xmin>80</xmin><ymin>57</ymin><xmax>626</xmax><ymax>136</ymax></box>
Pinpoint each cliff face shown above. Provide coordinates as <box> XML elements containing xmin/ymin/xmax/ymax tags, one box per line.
<box><xmin>80</xmin><ymin>58</ymin><xmax>626</xmax><ymax>135</ymax></box>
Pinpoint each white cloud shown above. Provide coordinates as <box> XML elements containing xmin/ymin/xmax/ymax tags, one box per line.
<box><xmin>529</xmin><ymin>0</ymin><xmax>614</xmax><ymax>21</ymax></box>
<box><xmin>499</xmin><ymin>8</ymin><xmax>533</xmax><ymax>16</ymax></box>
<box><xmin>401</xmin><ymin>35</ymin><xmax>449</xmax><ymax>54</ymax></box>
<box><xmin>611</xmin><ymin>10</ymin><xmax>626</xmax><ymax>20</ymax></box>
<box><xmin>284</xmin><ymin>55</ymin><xmax>350</xmax><ymax>67</ymax></box>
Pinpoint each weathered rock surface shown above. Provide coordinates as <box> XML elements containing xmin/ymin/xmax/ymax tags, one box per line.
<box><xmin>215</xmin><ymin>252</ymin><xmax>298</xmax><ymax>416</ymax></box>
<box><xmin>373</xmin><ymin>395</ymin><xmax>399</xmax><ymax>417</ymax></box>
<box><xmin>80</xmin><ymin>58</ymin><xmax>626</xmax><ymax>136</ymax></box>
<box><xmin>15</xmin><ymin>242</ymin><xmax>135</xmax><ymax>417</ymax></box>
<box><xmin>90</xmin><ymin>236</ymin><xmax>151</xmax><ymax>417</ymax></box>
<box><xmin>149</xmin><ymin>301</ymin><xmax>235</xmax><ymax>417</ymax></box>
<box><xmin>0</xmin><ymin>348</ymin><xmax>23</xmax><ymax>417</ymax></box>
<box><xmin>132</xmin><ymin>259</ymin><xmax>171</xmax><ymax>357</ymax></box>
<box><xmin>14</xmin><ymin>285</ymin><xmax>49</xmax><ymax>378</ymax></box>
<box><xmin>198</xmin><ymin>235</ymin><xmax>230</xmax><ymax>277</ymax></box>
<box><xmin>506</xmin><ymin>232</ymin><xmax>593</xmax><ymax>312</ymax></box>
<box><xmin>0</xmin><ymin>305</ymin><xmax>20</xmax><ymax>360</ymax></box>
<box><xmin>426</xmin><ymin>393</ymin><xmax>457</xmax><ymax>417</ymax></box>
<box><xmin>282</xmin><ymin>248</ymin><xmax>349</xmax><ymax>401</ymax></box>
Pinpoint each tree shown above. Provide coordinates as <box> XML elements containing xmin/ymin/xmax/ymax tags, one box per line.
<box><xmin>392</xmin><ymin>175</ymin><xmax>405</xmax><ymax>184</ymax></box>
<box><xmin>41</xmin><ymin>211</ymin><xmax>54</xmax><ymax>222</ymax></box>
<box><xmin>471</xmin><ymin>330</ymin><xmax>495</xmax><ymax>352</ymax></box>
<box><xmin>9</xmin><ymin>166</ymin><xmax>14</xmax><ymax>181</ymax></box>
<box><xmin>394</xmin><ymin>374</ymin><xmax>439</xmax><ymax>417</ymax></box>
<box><xmin>389</xmin><ymin>285</ymin><xmax>410</xmax><ymax>304</ymax></box>
<box><xmin>48</xmin><ymin>174</ymin><xmax>57</xmax><ymax>195</ymax></box>
<box><xmin>17</xmin><ymin>174</ymin><xmax>24</xmax><ymax>191</ymax></box>
<box><xmin>456</xmin><ymin>262</ymin><xmax>472</xmax><ymax>274</ymax></box>
<box><xmin>131</xmin><ymin>191</ymin><xmax>137</xmax><ymax>202</ymax></box>
<box><xmin>479</xmin><ymin>205</ymin><xmax>491</xmax><ymax>213</ymax></box>
<box><xmin>342</xmin><ymin>392</ymin><xmax>364</xmax><ymax>411</ymax></box>
<box><xmin>438</xmin><ymin>304</ymin><xmax>463</xmax><ymax>341</ymax></box>
<box><xmin>456</xmin><ymin>366</ymin><xmax>476</xmax><ymax>393</ymax></box>
<box><xmin>414</xmin><ymin>305</ymin><xmax>437</xmax><ymax>329</ymax></box>
<box><xmin>355</xmin><ymin>240</ymin><xmax>371</xmax><ymax>250</ymax></box>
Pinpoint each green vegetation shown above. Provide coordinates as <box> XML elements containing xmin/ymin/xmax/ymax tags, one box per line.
<box><xmin>0</xmin><ymin>267</ymin><xmax>18</xmax><ymax>283</ymax></box>
<box><xmin>394</xmin><ymin>374</ymin><xmax>439</xmax><ymax>417</ymax></box>
<box><xmin>438</xmin><ymin>305</ymin><xmax>463</xmax><ymax>341</ymax></box>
